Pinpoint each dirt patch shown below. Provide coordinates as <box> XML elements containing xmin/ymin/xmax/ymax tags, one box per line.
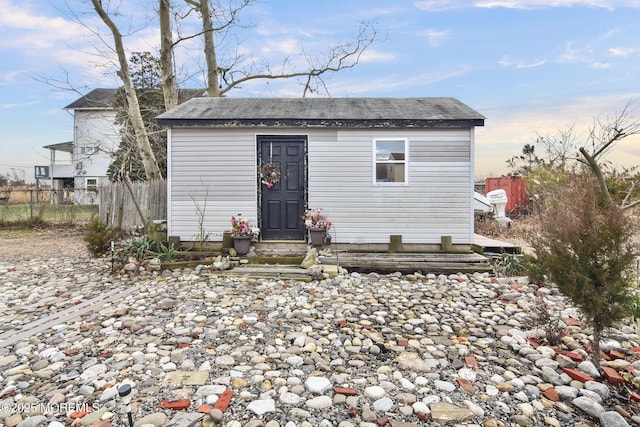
<box><xmin>0</xmin><ymin>226</ymin><xmax>88</xmax><ymax>262</ymax></box>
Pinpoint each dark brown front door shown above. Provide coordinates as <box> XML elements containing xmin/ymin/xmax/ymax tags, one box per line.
<box><xmin>258</xmin><ymin>135</ymin><xmax>306</xmax><ymax>240</ymax></box>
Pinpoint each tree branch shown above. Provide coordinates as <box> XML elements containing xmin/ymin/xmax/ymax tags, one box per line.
<box><xmin>579</xmin><ymin>147</ymin><xmax>613</xmax><ymax>206</ymax></box>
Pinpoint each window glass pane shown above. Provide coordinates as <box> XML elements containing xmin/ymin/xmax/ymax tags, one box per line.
<box><xmin>376</xmin><ymin>140</ymin><xmax>405</xmax><ymax>161</ymax></box>
<box><xmin>376</xmin><ymin>163</ymin><xmax>405</xmax><ymax>183</ymax></box>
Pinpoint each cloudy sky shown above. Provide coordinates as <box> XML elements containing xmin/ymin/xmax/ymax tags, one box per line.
<box><xmin>1</xmin><ymin>0</ymin><xmax>639</xmax><ymax>180</ymax></box>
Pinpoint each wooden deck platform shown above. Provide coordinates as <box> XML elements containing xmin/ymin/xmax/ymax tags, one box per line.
<box><xmin>318</xmin><ymin>251</ymin><xmax>492</xmax><ymax>274</ymax></box>
<box><xmin>472</xmin><ymin>233</ymin><xmax>520</xmax><ymax>255</ymax></box>
<box><xmin>215</xmin><ymin>235</ymin><xmax>521</xmax><ymax>277</ymax></box>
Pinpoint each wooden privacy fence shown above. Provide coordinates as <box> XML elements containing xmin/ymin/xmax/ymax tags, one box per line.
<box><xmin>99</xmin><ymin>181</ymin><xmax>167</xmax><ymax>229</ymax></box>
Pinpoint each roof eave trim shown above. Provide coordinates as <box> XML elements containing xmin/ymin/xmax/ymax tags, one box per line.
<box><xmin>156</xmin><ymin>118</ymin><xmax>485</xmax><ymax>128</ymax></box>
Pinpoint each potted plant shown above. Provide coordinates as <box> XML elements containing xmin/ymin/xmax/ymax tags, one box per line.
<box><xmin>230</xmin><ymin>215</ymin><xmax>260</xmax><ymax>255</ymax></box>
<box><xmin>303</xmin><ymin>208</ymin><xmax>331</xmax><ymax>246</ymax></box>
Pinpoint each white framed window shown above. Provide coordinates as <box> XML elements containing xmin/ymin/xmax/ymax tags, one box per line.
<box><xmin>86</xmin><ymin>178</ymin><xmax>98</xmax><ymax>192</ymax></box>
<box><xmin>80</xmin><ymin>146</ymin><xmax>96</xmax><ymax>155</ymax></box>
<box><xmin>373</xmin><ymin>138</ymin><xmax>408</xmax><ymax>184</ymax></box>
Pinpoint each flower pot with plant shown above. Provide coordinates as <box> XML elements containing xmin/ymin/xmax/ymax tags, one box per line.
<box><xmin>303</xmin><ymin>208</ymin><xmax>331</xmax><ymax>246</ymax></box>
<box><xmin>230</xmin><ymin>215</ymin><xmax>260</xmax><ymax>255</ymax></box>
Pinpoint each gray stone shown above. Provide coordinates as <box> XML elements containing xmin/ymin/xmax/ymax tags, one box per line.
<box><xmin>585</xmin><ymin>380</ymin><xmax>610</xmax><ymax>400</ymax></box>
<box><xmin>166</xmin><ymin>412</ymin><xmax>205</xmax><ymax>427</ymax></box>
<box><xmin>16</xmin><ymin>416</ymin><xmax>47</xmax><ymax>427</ymax></box>
<box><xmin>599</xmin><ymin>411</ymin><xmax>630</xmax><ymax>427</ymax></box>
<box><xmin>373</xmin><ymin>397</ymin><xmax>394</xmax><ymax>412</ymax></box>
<box><xmin>555</xmin><ymin>385</ymin><xmax>579</xmax><ymax>400</ymax></box>
<box><xmin>305</xmin><ymin>377</ymin><xmax>332</xmax><ymax>394</ymax></box>
<box><xmin>305</xmin><ymin>396</ymin><xmax>333</xmax><ymax>409</ymax></box>
<box><xmin>572</xmin><ymin>396</ymin><xmax>605</xmax><ymax>418</ymax></box>
<box><xmin>134</xmin><ymin>413</ymin><xmax>168</xmax><ymax>427</ymax></box>
<box><xmin>247</xmin><ymin>399</ymin><xmax>276</xmax><ymax>415</ymax></box>
<box><xmin>577</xmin><ymin>361</ymin><xmax>601</xmax><ymax>378</ymax></box>
<box><xmin>364</xmin><ymin>385</ymin><xmax>386</xmax><ymax>400</ymax></box>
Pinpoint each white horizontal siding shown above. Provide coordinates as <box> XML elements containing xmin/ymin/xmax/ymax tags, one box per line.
<box><xmin>308</xmin><ymin>129</ymin><xmax>472</xmax><ymax>244</ymax></box>
<box><xmin>168</xmin><ymin>128</ymin><xmax>258</xmax><ymax>241</ymax></box>
<box><xmin>167</xmin><ymin>127</ymin><xmax>474</xmax><ymax>244</ymax></box>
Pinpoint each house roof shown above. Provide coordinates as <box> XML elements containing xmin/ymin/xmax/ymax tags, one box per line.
<box><xmin>64</xmin><ymin>88</ymin><xmax>206</xmax><ymax>110</ymax></box>
<box><xmin>43</xmin><ymin>141</ymin><xmax>73</xmax><ymax>153</ymax></box>
<box><xmin>64</xmin><ymin>88</ymin><xmax>118</xmax><ymax>110</ymax></box>
<box><xmin>156</xmin><ymin>97</ymin><xmax>485</xmax><ymax>128</ymax></box>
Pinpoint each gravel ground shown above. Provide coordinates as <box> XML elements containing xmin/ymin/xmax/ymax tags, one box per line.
<box><xmin>1</xmin><ymin>227</ymin><xmax>640</xmax><ymax>427</ymax></box>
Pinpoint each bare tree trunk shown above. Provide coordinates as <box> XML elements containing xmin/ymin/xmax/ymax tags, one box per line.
<box><xmin>91</xmin><ymin>0</ymin><xmax>163</xmax><ymax>181</ymax></box>
<box><xmin>579</xmin><ymin>147</ymin><xmax>612</xmax><ymax>207</ymax></box>
<box><xmin>198</xmin><ymin>0</ymin><xmax>221</xmax><ymax>97</ymax></box>
<box><xmin>159</xmin><ymin>0</ymin><xmax>178</xmax><ymax>110</ymax></box>
<box><xmin>591</xmin><ymin>316</ymin><xmax>602</xmax><ymax>370</ymax></box>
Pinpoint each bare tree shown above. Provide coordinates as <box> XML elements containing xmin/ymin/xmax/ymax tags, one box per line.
<box><xmin>159</xmin><ymin>0</ymin><xmax>179</xmax><ymax>110</ymax></box>
<box><xmin>180</xmin><ymin>0</ymin><xmax>377</xmax><ymax>97</ymax></box>
<box><xmin>45</xmin><ymin>1</ymin><xmax>377</xmax><ymax>181</ymax></box>
<box><xmin>577</xmin><ymin>101</ymin><xmax>640</xmax><ymax>209</ymax></box>
<box><xmin>91</xmin><ymin>0</ymin><xmax>163</xmax><ymax>181</ymax></box>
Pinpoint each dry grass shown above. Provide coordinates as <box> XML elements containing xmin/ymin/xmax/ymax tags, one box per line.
<box><xmin>0</xmin><ymin>186</ymin><xmax>47</xmax><ymax>204</ymax></box>
<box><xmin>476</xmin><ymin>208</ymin><xmax>640</xmax><ymax>256</ymax></box>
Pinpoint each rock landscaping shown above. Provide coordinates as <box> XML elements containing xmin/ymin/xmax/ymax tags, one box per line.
<box><xmin>1</xmin><ymin>231</ymin><xmax>640</xmax><ymax>426</ymax></box>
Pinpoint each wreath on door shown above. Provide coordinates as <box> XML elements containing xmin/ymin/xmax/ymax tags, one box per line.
<box><xmin>261</xmin><ymin>163</ymin><xmax>281</xmax><ymax>188</ymax></box>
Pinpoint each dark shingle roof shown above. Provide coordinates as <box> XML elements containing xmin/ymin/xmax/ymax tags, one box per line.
<box><xmin>156</xmin><ymin>97</ymin><xmax>485</xmax><ymax>128</ymax></box>
<box><xmin>64</xmin><ymin>88</ymin><xmax>206</xmax><ymax>110</ymax></box>
<box><xmin>64</xmin><ymin>88</ymin><xmax>117</xmax><ymax>110</ymax></box>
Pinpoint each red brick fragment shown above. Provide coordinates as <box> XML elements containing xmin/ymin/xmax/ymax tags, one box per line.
<box><xmin>600</xmin><ymin>351</ymin><xmax>611</xmax><ymax>361</ymax></box>
<box><xmin>631</xmin><ymin>347</ymin><xmax>640</xmax><ymax>354</ymax></box>
<box><xmin>69</xmin><ymin>406</ymin><xmax>93</xmax><ymax>419</ymax></box>
<box><xmin>333</xmin><ymin>386</ymin><xmax>358</xmax><ymax>396</ymax></box>
<box><xmin>543</xmin><ymin>388</ymin><xmax>560</xmax><ymax>402</ymax></box>
<box><xmin>601</xmin><ymin>366</ymin><xmax>624</xmax><ymax>384</ymax></box>
<box><xmin>178</xmin><ymin>343</ymin><xmax>189</xmax><ymax>348</ymax></box>
<box><xmin>88</xmin><ymin>421</ymin><xmax>111</xmax><ymax>427</ymax></box>
<box><xmin>97</xmin><ymin>351</ymin><xmax>112</xmax><ymax>360</ymax></box>
<box><xmin>196</xmin><ymin>404</ymin><xmax>212</xmax><ymax>414</ymax></box>
<box><xmin>156</xmin><ymin>399</ymin><xmax>190</xmax><ymax>410</ymax></box>
<box><xmin>416</xmin><ymin>412</ymin><xmax>429</xmax><ymax>422</ymax></box>
<box><xmin>0</xmin><ymin>391</ymin><xmax>16</xmax><ymax>399</ymax></box>
<box><xmin>348</xmin><ymin>406</ymin><xmax>358</xmax><ymax>417</ymax></box>
<box><xmin>631</xmin><ymin>392</ymin><xmax>640</xmax><ymax>402</ymax></box>
<box><xmin>563</xmin><ymin>317</ymin><xmax>581</xmax><ymax>327</ymax></box>
<box><xmin>527</xmin><ymin>338</ymin><xmax>540</xmax><ymax>348</ymax></box>
<box><xmin>553</xmin><ymin>348</ymin><xmax>583</xmax><ymax>362</ymax></box>
<box><xmin>338</xmin><ymin>319</ymin><xmax>347</xmax><ymax>328</ymax></box>
<box><xmin>456</xmin><ymin>378</ymin><xmax>475</xmax><ymax>393</ymax></box>
<box><xmin>397</xmin><ymin>339</ymin><xmax>408</xmax><ymax>348</ymax></box>
<box><xmin>465</xmin><ymin>356</ymin><xmax>478</xmax><ymax>368</ymax></box>
<box><xmin>562</xmin><ymin>368</ymin><xmax>595</xmax><ymax>383</ymax></box>
<box><xmin>213</xmin><ymin>390</ymin><xmax>233</xmax><ymax>413</ymax></box>
<box><xmin>609</xmin><ymin>349</ymin><xmax>626</xmax><ymax>360</ymax></box>
<box><xmin>376</xmin><ymin>418</ymin><xmax>390</xmax><ymax>426</ymax></box>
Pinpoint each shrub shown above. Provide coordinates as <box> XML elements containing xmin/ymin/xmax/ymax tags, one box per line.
<box><xmin>528</xmin><ymin>173</ymin><xmax>636</xmax><ymax>367</ymax></box>
<box><xmin>83</xmin><ymin>218</ymin><xmax>121</xmax><ymax>257</ymax></box>
<box><xmin>527</xmin><ymin>297</ymin><xmax>566</xmax><ymax>346</ymax></box>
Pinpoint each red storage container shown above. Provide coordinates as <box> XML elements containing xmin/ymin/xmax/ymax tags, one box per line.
<box><xmin>485</xmin><ymin>176</ymin><xmax>528</xmax><ymax>215</ymax></box>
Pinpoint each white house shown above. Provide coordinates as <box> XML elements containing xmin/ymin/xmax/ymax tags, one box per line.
<box><xmin>42</xmin><ymin>88</ymin><xmax>204</xmax><ymax>204</ymax></box>
<box><xmin>157</xmin><ymin>97</ymin><xmax>485</xmax><ymax>250</ymax></box>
